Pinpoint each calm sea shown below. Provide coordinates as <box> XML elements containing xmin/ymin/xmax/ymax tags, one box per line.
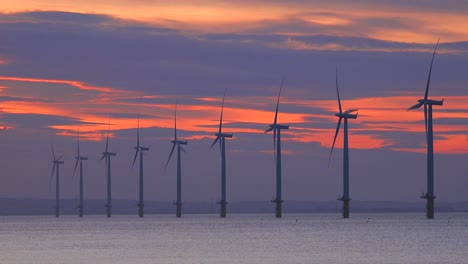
<box><xmin>1</xmin><ymin>213</ymin><xmax>467</xmax><ymax>264</ymax></box>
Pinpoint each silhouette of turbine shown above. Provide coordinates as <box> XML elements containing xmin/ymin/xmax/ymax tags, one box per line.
<box><xmin>73</xmin><ymin>129</ymin><xmax>88</xmax><ymax>217</ymax></box>
<box><xmin>265</xmin><ymin>78</ymin><xmax>289</xmax><ymax>218</ymax></box>
<box><xmin>165</xmin><ymin>104</ymin><xmax>188</xmax><ymax>218</ymax></box>
<box><xmin>407</xmin><ymin>40</ymin><xmax>443</xmax><ymax>219</ymax></box>
<box><xmin>209</xmin><ymin>89</ymin><xmax>233</xmax><ymax>218</ymax></box>
<box><xmin>132</xmin><ymin>115</ymin><xmax>149</xmax><ymax>217</ymax></box>
<box><xmin>50</xmin><ymin>145</ymin><xmax>64</xmax><ymax>217</ymax></box>
<box><xmin>100</xmin><ymin>120</ymin><xmax>116</xmax><ymax>217</ymax></box>
<box><xmin>328</xmin><ymin>69</ymin><xmax>358</xmax><ymax>219</ymax></box>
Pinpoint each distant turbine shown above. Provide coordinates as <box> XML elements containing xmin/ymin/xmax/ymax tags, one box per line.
<box><xmin>50</xmin><ymin>145</ymin><xmax>64</xmax><ymax>217</ymax></box>
<box><xmin>73</xmin><ymin>129</ymin><xmax>88</xmax><ymax>217</ymax></box>
<box><xmin>165</xmin><ymin>104</ymin><xmax>188</xmax><ymax>218</ymax></box>
<box><xmin>407</xmin><ymin>40</ymin><xmax>443</xmax><ymax>219</ymax></box>
<box><xmin>100</xmin><ymin>120</ymin><xmax>116</xmax><ymax>217</ymax></box>
<box><xmin>265</xmin><ymin>78</ymin><xmax>289</xmax><ymax>218</ymax></box>
<box><xmin>209</xmin><ymin>89</ymin><xmax>233</xmax><ymax>218</ymax></box>
<box><xmin>132</xmin><ymin>115</ymin><xmax>149</xmax><ymax>217</ymax></box>
<box><xmin>329</xmin><ymin>69</ymin><xmax>358</xmax><ymax>219</ymax></box>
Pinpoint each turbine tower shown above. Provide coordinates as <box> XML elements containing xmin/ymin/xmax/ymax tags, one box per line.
<box><xmin>209</xmin><ymin>90</ymin><xmax>233</xmax><ymax>218</ymax></box>
<box><xmin>265</xmin><ymin>78</ymin><xmax>289</xmax><ymax>218</ymax></box>
<box><xmin>132</xmin><ymin>115</ymin><xmax>149</xmax><ymax>217</ymax></box>
<box><xmin>165</xmin><ymin>104</ymin><xmax>188</xmax><ymax>218</ymax></box>
<box><xmin>407</xmin><ymin>40</ymin><xmax>443</xmax><ymax>219</ymax></box>
<box><xmin>100</xmin><ymin>120</ymin><xmax>116</xmax><ymax>217</ymax></box>
<box><xmin>50</xmin><ymin>145</ymin><xmax>64</xmax><ymax>217</ymax></box>
<box><xmin>73</xmin><ymin>130</ymin><xmax>88</xmax><ymax>217</ymax></box>
<box><xmin>329</xmin><ymin>69</ymin><xmax>358</xmax><ymax>219</ymax></box>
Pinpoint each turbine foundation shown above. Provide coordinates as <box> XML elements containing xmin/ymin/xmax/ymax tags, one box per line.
<box><xmin>55</xmin><ymin>207</ymin><xmax>60</xmax><ymax>218</ymax></box>
<box><xmin>138</xmin><ymin>203</ymin><xmax>144</xmax><ymax>217</ymax></box>
<box><xmin>421</xmin><ymin>194</ymin><xmax>435</xmax><ymax>219</ymax></box>
<box><xmin>338</xmin><ymin>197</ymin><xmax>350</xmax><ymax>219</ymax></box>
<box><xmin>106</xmin><ymin>205</ymin><xmax>111</xmax><ymax>217</ymax></box>
<box><xmin>79</xmin><ymin>206</ymin><xmax>83</xmax><ymax>217</ymax></box>
<box><xmin>176</xmin><ymin>203</ymin><xmax>182</xmax><ymax>218</ymax></box>
<box><xmin>272</xmin><ymin>199</ymin><xmax>283</xmax><ymax>218</ymax></box>
<box><xmin>219</xmin><ymin>201</ymin><xmax>227</xmax><ymax>218</ymax></box>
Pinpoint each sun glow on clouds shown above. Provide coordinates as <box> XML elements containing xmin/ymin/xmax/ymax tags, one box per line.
<box><xmin>0</xmin><ymin>75</ymin><xmax>467</xmax><ymax>154</ymax></box>
<box><xmin>2</xmin><ymin>1</ymin><xmax>468</xmax><ymax>44</ymax></box>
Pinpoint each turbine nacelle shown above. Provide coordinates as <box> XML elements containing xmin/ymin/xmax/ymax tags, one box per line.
<box><xmin>418</xmin><ymin>98</ymin><xmax>444</xmax><ymax>106</ymax></box>
<box><xmin>266</xmin><ymin>124</ymin><xmax>290</xmax><ymax>131</ymax></box>
<box><xmin>172</xmin><ymin>140</ymin><xmax>188</xmax><ymax>145</ymax></box>
<box><xmin>215</xmin><ymin>132</ymin><xmax>233</xmax><ymax>138</ymax></box>
<box><xmin>102</xmin><ymin>151</ymin><xmax>116</xmax><ymax>156</ymax></box>
<box><xmin>75</xmin><ymin>156</ymin><xmax>88</xmax><ymax>161</ymax></box>
<box><xmin>134</xmin><ymin>146</ymin><xmax>150</xmax><ymax>151</ymax></box>
<box><xmin>335</xmin><ymin>112</ymin><xmax>358</xmax><ymax>119</ymax></box>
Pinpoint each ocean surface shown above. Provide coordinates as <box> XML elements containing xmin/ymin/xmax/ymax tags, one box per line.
<box><xmin>1</xmin><ymin>213</ymin><xmax>467</xmax><ymax>264</ymax></box>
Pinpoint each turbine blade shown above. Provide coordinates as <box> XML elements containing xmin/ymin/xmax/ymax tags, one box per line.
<box><xmin>137</xmin><ymin>114</ymin><xmax>140</xmax><ymax>148</ymax></box>
<box><xmin>344</xmin><ymin>108</ymin><xmax>358</xmax><ymax>114</ymax></box>
<box><xmin>174</xmin><ymin>103</ymin><xmax>178</xmax><ymax>141</ymax></box>
<box><xmin>407</xmin><ymin>102</ymin><xmax>423</xmax><ymax>111</ymax></box>
<box><xmin>328</xmin><ymin>117</ymin><xmax>342</xmax><ymax>167</ymax></box>
<box><xmin>73</xmin><ymin>158</ymin><xmax>79</xmax><ymax>178</ymax></box>
<box><xmin>77</xmin><ymin>128</ymin><xmax>80</xmax><ymax>157</ymax></box>
<box><xmin>164</xmin><ymin>143</ymin><xmax>176</xmax><ymax>170</ymax></box>
<box><xmin>209</xmin><ymin>137</ymin><xmax>219</xmax><ymax>151</ymax></box>
<box><xmin>180</xmin><ymin>145</ymin><xmax>186</xmax><ymax>153</ymax></box>
<box><xmin>424</xmin><ymin>104</ymin><xmax>428</xmax><ymax>138</ymax></box>
<box><xmin>264</xmin><ymin>127</ymin><xmax>273</xmax><ymax>133</ymax></box>
<box><xmin>336</xmin><ymin>68</ymin><xmax>342</xmax><ymax>114</ymax></box>
<box><xmin>51</xmin><ymin>144</ymin><xmax>56</xmax><ymax>160</ymax></box>
<box><xmin>57</xmin><ymin>155</ymin><xmax>63</xmax><ymax>161</ymax></box>
<box><xmin>273</xmin><ymin>127</ymin><xmax>277</xmax><ymax>162</ymax></box>
<box><xmin>273</xmin><ymin>77</ymin><xmax>285</xmax><ymax>126</ymax></box>
<box><xmin>219</xmin><ymin>88</ymin><xmax>227</xmax><ymax>134</ymax></box>
<box><xmin>105</xmin><ymin>119</ymin><xmax>110</xmax><ymax>152</ymax></box>
<box><xmin>50</xmin><ymin>164</ymin><xmax>56</xmax><ymax>190</ymax></box>
<box><xmin>424</xmin><ymin>39</ymin><xmax>439</xmax><ymax>100</ymax></box>
<box><xmin>132</xmin><ymin>149</ymin><xmax>139</xmax><ymax>168</ymax></box>
<box><xmin>100</xmin><ymin>154</ymin><xmax>106</xmax><ymax>161</ymax></box>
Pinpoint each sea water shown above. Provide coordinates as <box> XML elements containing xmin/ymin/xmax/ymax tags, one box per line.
<box><xmin>1</xmin><ymin>213</ymin><xmax>467</xmax><ymax>264</ymax></box>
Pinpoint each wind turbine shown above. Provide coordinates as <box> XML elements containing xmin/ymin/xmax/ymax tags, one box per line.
<box><xmin>50</xmin><ymin>145</ymin><xmax>64</xmax><ymax>217</ymax></box>
<box><xmin>100</xmin><ymin>120</ymin><xmax>116</xmax><ymax>217</ymax></box>
<box><xmin>209</xmin><ymin>90</ymin><xmax>233</xmax><ymax>218</ymax></box>
<box><xmin>73</xmin><ymin>129</ymin><xmax>88</xmax><ymax>217</ymax></box>
<box><xmin>165</xmin><ymin>104</ymin><xmax>188</xmax><ymax>218</ymax></box>
<box><xmin>329</xmin><ymin>69</ymin><xmax>358</xmax><ymax>219</ymax></box>
<box><xmin>265</xmin><ymin>78</ymin><xmax>289</xmax><ymax>218</ymax></box>
<box><xmin>132</xmin><ymin>115</ymin><xmax>149</xmax><ymax>217</ymax></box>
<box><xmin>407</xmin><ymin>40</ymin><xmax>443</xmax><ymax>219</ymax></box>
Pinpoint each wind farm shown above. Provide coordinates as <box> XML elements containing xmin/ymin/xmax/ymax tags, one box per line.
<box><xmin>2</xmin><ymin>2</ymin><xmax>468</xmax><ymax>264</ymax></box>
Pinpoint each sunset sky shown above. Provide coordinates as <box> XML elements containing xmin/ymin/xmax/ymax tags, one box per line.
<box><xmin>0</xmin><ymin>1</ymin><xmax>467</xmax><ymax>205</ymax></box>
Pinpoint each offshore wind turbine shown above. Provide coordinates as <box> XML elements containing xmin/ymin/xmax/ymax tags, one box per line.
<box><xmin>407</xmin><ymin>40</ymin><xmax>443</xmax><ymax>219</ymax></box>
<box><xmin>165</xmin><ymin>104</ymin><xmax>188</xmax><ymax>218</ymax></box>
<box><xmin>50</xmin><ymin>145</ymin><xmax>64</xmax><ymax>217</ymax></box>
<box><xmin>73</xmin><ymin>130</ymin><xmax>88</xmax><ymax>217</ymax></box>
<box><xmin>100</xmin><ymin>120</ymin><xmax>116</xmax><ymax>217</ymax></box>
<box><xmin>132</xmin><ymin>115</ymin><xmax>149</xmax><ymax>217</ymax></box>
<box><xmin>209</xmin><ymin>90</ymin><xmax>233</xmax><ymax>218</ymax></box>
<box><xmin>265</xmin><ymin>78</ymin><xmax>289</xmax><ymax>218</ymax></box>
<box><xmin>329</xmin><ymin>69</ymin><xmax>358</xmax><ymax>219</ymax></box>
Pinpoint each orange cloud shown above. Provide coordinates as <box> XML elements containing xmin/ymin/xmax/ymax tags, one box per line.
<box><xmin>2</xmin><ymin>1</ymin><xmax>468</xmax><ymax>44</ymax></box>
